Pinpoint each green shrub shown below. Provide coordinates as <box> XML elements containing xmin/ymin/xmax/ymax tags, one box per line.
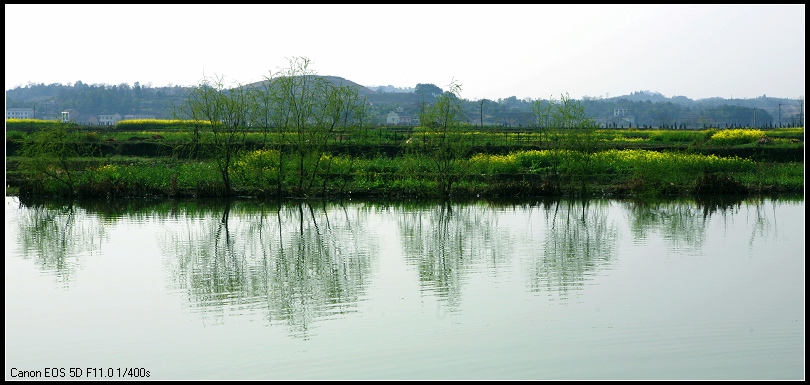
<box><xmin>6</xmin><ymin>130</ymin><xmax>26</xmax><ymax>140</ymax></box>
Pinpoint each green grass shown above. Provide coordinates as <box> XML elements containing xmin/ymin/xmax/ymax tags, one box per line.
<box><xmin>7</xmin><ymin>148</ymin><xmax>801</xmax><ymax>199</ymax></box>
<box><xmin>6</xmin><ymin>125</ymin><xmax>803</xmax><ymax>199</ymax></box>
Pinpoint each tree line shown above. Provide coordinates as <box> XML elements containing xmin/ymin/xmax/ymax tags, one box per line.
<box><xmin>6</xmin><ymin>71</ymin><xmax>803</xmax><ymax>128</ymax></box>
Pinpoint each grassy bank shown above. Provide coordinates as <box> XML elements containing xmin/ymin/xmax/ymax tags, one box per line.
<box><xmin>5</xmin><ymin>148</ymin><xmax>803</xmax><ymax>200</ymax></box>
<box><xmin>5</xmin><ymin>124</ymin><xmax>804</xmax><ymax>199</ymax></box>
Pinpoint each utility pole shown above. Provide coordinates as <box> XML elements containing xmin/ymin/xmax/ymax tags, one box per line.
<box><xmin>753</xmin><ymin>108</ymin><xmax>757</xmax><ymax>128</ymax></box>
<box><xmin>478</xmin><ymin>99</ymin><xmax>485</xmax><ymax>128</ymax></box>
<box><xmin>778</xmin><ymin>103</ymin><xmax>781</xmax><ymax>127</ymax></box>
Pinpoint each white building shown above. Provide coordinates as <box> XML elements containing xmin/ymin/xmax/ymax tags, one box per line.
<box><xmin>99</xmin><ymin>113</ymin><xmax>122</xmax><ymax>126</ymax></box>
<box><xmin>6</xmin><ymin>108</ymin><xmax>35</xmax><ymax>119</ymax></box>
<box><xmin>386</xmin><ymin>111</ymin><xmax>416</xmax><ymax>126</ymax></box>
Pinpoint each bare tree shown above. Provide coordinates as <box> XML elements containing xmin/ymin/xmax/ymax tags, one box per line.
<box><xmin>418</xmin><ymin>80</ymin><xmax>468</xmax><ymax>197</ymax></box>
<box><xmin>179</xmin><ymin>74</ymin><xmax>249</xmax><ymax>196</ymax></box>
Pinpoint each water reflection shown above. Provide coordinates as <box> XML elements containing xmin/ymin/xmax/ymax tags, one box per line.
<box><xmin>396</xmin><ymin>201</ymin><xmax>514</xmax><ymax>308</ymax></box>
<box><xmin>7</xmin><ymin>196</ymin><xmax>803</xmax><ymax>379</ymax></box>
<box><xmin>741</xmin><ymin>197</ymin><xmax>784</xmax><ymax>245</ymax></box>
<box><xmin>8</xmin><ymin>196</ymin><xmax>799</xmax><ymax>329</ymax></box>
<box><xmin>10</xmin><ymin>198</ymin><xmax>108</xmax><ymax>286</ymax></box>
<box><xmin>527</xmin><ymin>199</ymin><xmax>618</xmax><ymax>298</ymax></box>
<box><xmin>623</xmin><ymin>199</ymin><xmax>711</xmax><ymax>255</ymax></box>
<box><xmin>158</xmin><ymin>200</ymin><xmax>375</xmax><ymax>338</ymax></box>
<box><xmin>618</xmin><ymin>196</ymin><xmax>790</xmax><ymax>256</ymax></box>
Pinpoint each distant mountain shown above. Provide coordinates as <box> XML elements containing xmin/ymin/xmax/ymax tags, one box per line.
<box><xmin>6</xmin><ymin>78</ymin><xmax>803</xmax><ymax>127</ymax></box>
<box><xmin>243</xmin><ymin>75</ymin><xmax>378</xmax><ymax>98</ymax></box>
<box><xmin>367</xmin><ymin>85</ymin><xmax>415</xmax><ymax>93</ymax></box>
<box><xmin>241</xmin><ymin>75</ymin><xmax>424</xmax><ymax>105</ymax></box>
<box><xmin>611</xmin><ymin>90</ymin><xmax>676</xmax><ymax>103</ymax></box>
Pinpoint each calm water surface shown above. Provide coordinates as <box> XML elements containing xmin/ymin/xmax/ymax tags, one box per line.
<box><xmin>5</xmin><ymin>196</ymin><xmax>804</xmax><ymax>380</ymax></box>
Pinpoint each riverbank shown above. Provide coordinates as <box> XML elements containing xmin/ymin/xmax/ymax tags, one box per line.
<box><xmin>6</xmin><ymin>125</ymin><xmax>803</xmax><ymax>200</ymax></box>
<box><xmin>5</xmin><ymin>149</ymin><xmax>804</xmax><ymax>200</ymax></box>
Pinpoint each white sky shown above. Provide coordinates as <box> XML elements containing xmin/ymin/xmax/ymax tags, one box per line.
<box><xmin>5</xmin><ymin>4</ymin><xmax>806</xmax><ymax>101</ymax></box>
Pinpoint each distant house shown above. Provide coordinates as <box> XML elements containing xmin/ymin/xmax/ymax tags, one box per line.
<box><xmin>99</xmin><ymin>113</ymin><xmax>122</xmax><ymax>126</ymax></box>
<box><xmin>6</xmin><ymin>107</ymin><xmax>35</xmax><ymax>119</ymax></box>
<box><xmin>386</xmin><ymin>111</ymin><xmax>415</xmax><ymax>126</ymax></box>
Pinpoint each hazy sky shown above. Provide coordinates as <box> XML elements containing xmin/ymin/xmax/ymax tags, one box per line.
<box><xmin>5</xmin><ymin>4</ymin><xmax>805</xmax><ymax>101</ymax></box>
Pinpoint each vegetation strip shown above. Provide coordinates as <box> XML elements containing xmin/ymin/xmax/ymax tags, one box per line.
<box><xmin>5</xmin><ymin>58</ymin><xmax>803</xmax><ymax>200</ymax></box>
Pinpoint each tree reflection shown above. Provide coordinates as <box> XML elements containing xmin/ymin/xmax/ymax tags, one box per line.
<box><xmin>527</xmin><ymin>199</ymin><xmax>618</xmax><ymax>298</ymax></box>
<box><xmin>396</xmin><ymin>201</ymin><xmax>514</xmax><ymax>309</ymax></box>
<box><xmin>11</xmin><ymin>198</ymin><xmax>108</xmax><ymax>286</ymax></box>
<box><xmin>693</xmin><ymin>196</ymin><xmax>744</xmax><ymax>220</ymax></box>
<box><xmin>746</xmin><ymin>197</ymin><xmax>778</xmax><ymax>245</ymax></box>
<box><xmin>698</xmin><ymin>196</ymin><xmax>788</xmax><ymax>248</ymax></box>
<box><xmin>393</xmin><ymin>199</ymin><xmax>622</xmax><ymax>304</ymax></box>
<box><xmin>622</xmin><ymin>197</ymin><xmax>747</xmax><ymax>254</ymax></box>
<box><xmin>159</xmin><ymin>199</ymin><xmax>374</xmax><ymax>338</ymax></box>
